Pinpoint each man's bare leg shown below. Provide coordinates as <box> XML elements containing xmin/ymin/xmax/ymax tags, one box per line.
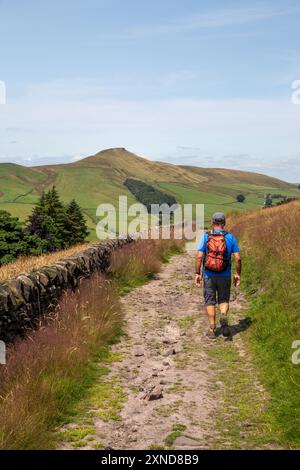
<box><xmin>206</xmin><ymin>305</ymin><xmax>217</xmax><ymax>339</ymax></box>
<box><xmin>207</xmin><ymin>305</ymin><xmax>216</xmax><ymax>330</ymax></box>
<box><xmin>219</xmin><ymin>302</ymin><xmax>231</xmax><ymax>336</ymax></box>
<box><xmin>219</xmin><ymin>302</ymin><xmax>229</xmax><ymax>316</ymax></box>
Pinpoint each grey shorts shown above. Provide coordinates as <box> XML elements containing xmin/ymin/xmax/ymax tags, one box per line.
<box><xmin>203</xmin><ymin>276</ymin><xmax>231</xmax><ymax>306</ymax></box>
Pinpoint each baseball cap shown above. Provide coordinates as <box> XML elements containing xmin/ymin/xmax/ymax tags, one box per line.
<box><xmin>212</xmin><ymin>212</ymin><xmax>226</xmax><ymax>224</ymax></box>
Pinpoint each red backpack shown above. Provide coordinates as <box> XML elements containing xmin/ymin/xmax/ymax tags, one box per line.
<box><xmin>204</xmin><ymin>231</ymin><xmax>229</xmax><ymax>272</ymax></box>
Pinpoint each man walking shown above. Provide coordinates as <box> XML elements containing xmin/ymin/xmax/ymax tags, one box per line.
<box><xmin>195</xmin><ymin>212</ymin><xmax>241</xmax><ymax>339</ymax></box>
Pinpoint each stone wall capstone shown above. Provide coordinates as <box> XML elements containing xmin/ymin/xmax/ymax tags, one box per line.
<box><xmin>0</xmin><ymin>237</ymin><xmax>133</xmax><ymax>343</ymax></box>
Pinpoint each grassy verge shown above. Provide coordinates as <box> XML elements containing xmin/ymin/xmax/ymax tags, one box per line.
<box><xmin>0</xmin><ymin>238</ymin><xmax>184</xmax><ymax>449</ymax></box>
<box><xmin>0</xmin><ymin>274</ymin><xmax>122</xmax><ymax>450</ymax></box>
<box><xmin>209</xmin><ymin>335</ymin><xmax>278</xmax><ymax>449</ymax></box>
<box><xmin>229</xmin><ymin>201</ymin><xmax>300</xmax><ymax>448</ymax></box>
<box><xmin>57</xmin><ymin>345</ymin><xmax>127</xmax><ymax>449</ymax></box>
<box><xmin>109</xmin><ymin>238</ymin><xmax>184</xmax><ymax>294</ymax></box>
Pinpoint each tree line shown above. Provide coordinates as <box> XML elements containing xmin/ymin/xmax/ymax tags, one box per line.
<box><xmin>0</xmin><ymin>187</ymin><xmax>88</xmax><ymax>266</ymax></box>
<box><xmin>124</xmin><ymin>178</ymin><xmax>177</xmax><ymax>212</ymax></box>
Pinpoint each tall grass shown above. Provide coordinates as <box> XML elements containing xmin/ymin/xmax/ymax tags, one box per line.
<box><xmin>229</xmin><ymin>201</ymin><xmax>300</xmax><ymax>448</ymax></box>
<box><xmin>0</xmin><ymin>243</ymin><xmax>90</xmax><ymax>282</ymax></box>
<box><xmin>0</xmin><ymin>237</ymin><xmax>184</xmax><ymax>449</ymax></box>
<box><xmin>109</xmin><ymin>238</ymin><xmax>184</xmax><ymax>294</ymax></box>
<box><xmin>0</xmin><ymin>274</ymin><xmax>121</xmax><ymax>450</ymax></box>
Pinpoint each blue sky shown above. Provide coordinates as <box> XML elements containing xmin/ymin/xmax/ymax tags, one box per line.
<box><xmin>0</xmin><ymin>0</ymin><xmax>299</xmax><ymax>181</ymax></box>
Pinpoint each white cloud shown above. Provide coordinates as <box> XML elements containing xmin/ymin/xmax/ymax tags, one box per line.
<box><xmin>0</xmin><ymin>79</ymin><xmax>299</xmax><ymax>180</ymax></box>
<box><xmin>106</xmin><ymin>3</ymin><xmax>296</xmax><ymax>39</ymax></box>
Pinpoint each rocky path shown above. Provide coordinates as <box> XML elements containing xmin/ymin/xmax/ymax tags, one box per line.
<box><xmin>59</xmin><ymin>250</ymin><xmax>277</xmax><ymax>450</ymax></box>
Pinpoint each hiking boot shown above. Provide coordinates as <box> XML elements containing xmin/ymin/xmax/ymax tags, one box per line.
<box><xmin>220</xmin><ymin>316</ymin><xmax>231</xmax><ymax>337</ymax></box>
<box><xmin>206</xmin><ymin>328</ymin><xmax>217</xmax><ymax>340</ymax></box>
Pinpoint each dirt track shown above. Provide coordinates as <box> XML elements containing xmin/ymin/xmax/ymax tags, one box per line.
<box><xmin>59</xmin><ymin>250</ymin><xmax>275</xmax><ymax>450</ymax></box>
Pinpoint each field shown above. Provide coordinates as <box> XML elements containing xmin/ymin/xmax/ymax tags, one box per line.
<box><xmin>0</xmin><ymin>148</ymin><xmax>299</xmax><ymax>237</ymax></box>
<box><xmin>157</xmin><ymin>181</ymin><xmax>299</xmax><ymax>223</ymax></box>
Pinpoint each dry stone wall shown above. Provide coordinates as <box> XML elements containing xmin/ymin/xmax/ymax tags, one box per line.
<box><xmin>0</xmin><ymin>238</ymin><xmax>133</xmax><ymax>343</ymax></box>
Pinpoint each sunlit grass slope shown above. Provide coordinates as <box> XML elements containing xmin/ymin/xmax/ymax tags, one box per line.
<box><xmin>229</xmin><ymin>200</ymin><xmax>300</xmax><ymax>448</ymax></box>
<box><xmin>0</xmin><ymin>148</ymin><xmax>298</xmax><ymax>236</ymax></box>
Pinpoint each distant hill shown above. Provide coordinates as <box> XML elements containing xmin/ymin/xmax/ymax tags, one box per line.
<box><xmin>0</xmin><ymin>148</ymin><xmax>298</xmax><ymax>239</ymax></box>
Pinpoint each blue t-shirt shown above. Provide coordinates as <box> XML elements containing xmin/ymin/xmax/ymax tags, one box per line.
<box><xmin>197</xmin><ymin>230</ymin><xmax>240</xmax><ymax>278</ymax></box>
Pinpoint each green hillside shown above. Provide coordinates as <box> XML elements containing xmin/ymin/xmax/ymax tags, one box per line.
<box><xmin>0</xmin><ymin>148</ymin><xmax>298</xmax><ymax>239</ymax></box>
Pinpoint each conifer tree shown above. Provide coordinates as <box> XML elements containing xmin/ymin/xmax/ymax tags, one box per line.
<box><xmin>65</xmin><ymin>199</ymin><xmax>89</xmax><ymax>245</ymax></box>
<box><xmin>27</xmin><ymin>206</ymin><xmax>61</xmax><ymax>251</ymax></box>
<box><xmin>0</xmin><ymin>210</ymin><xmax>47</xmax><ymax>265</ymax></box>
<box><xmin>27</xmin><ymin>188</ymin><xmax>88</xmax><ymax>250</ymax></box>
<box><xmin>46</xmin><ymin>186</ymin><xmax>71</xmax><ymax>248</ymax></box>
<box><xmin>0</xmin><ymin>210</ymin><xmax>25</xmax><ymax>264</ymax></box>
<box><xmin>27</xmin><ymin>188</ymin><xmax>64</xmax><ymax>250</ymax></box>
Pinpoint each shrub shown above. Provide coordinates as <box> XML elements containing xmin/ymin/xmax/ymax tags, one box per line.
<box><xmin>236</xmin><ymin>194</ymin><xmax>246</xmax><ymax>203</ymax></box>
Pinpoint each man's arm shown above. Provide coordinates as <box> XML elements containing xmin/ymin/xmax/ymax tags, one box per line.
<box><xmin>233</xmin><ymin>252</ymin><xmax>242</xmax><ymax>286</ymax></box>
<box><xmin>195</xmin><ymin>251</ymin><xmax>204</xmax><ymax>287</ymax></box>
<box><xmin>195</xmin><ymin>233</ymin><xmax>206</xmax><ymax>287</ymax></box>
